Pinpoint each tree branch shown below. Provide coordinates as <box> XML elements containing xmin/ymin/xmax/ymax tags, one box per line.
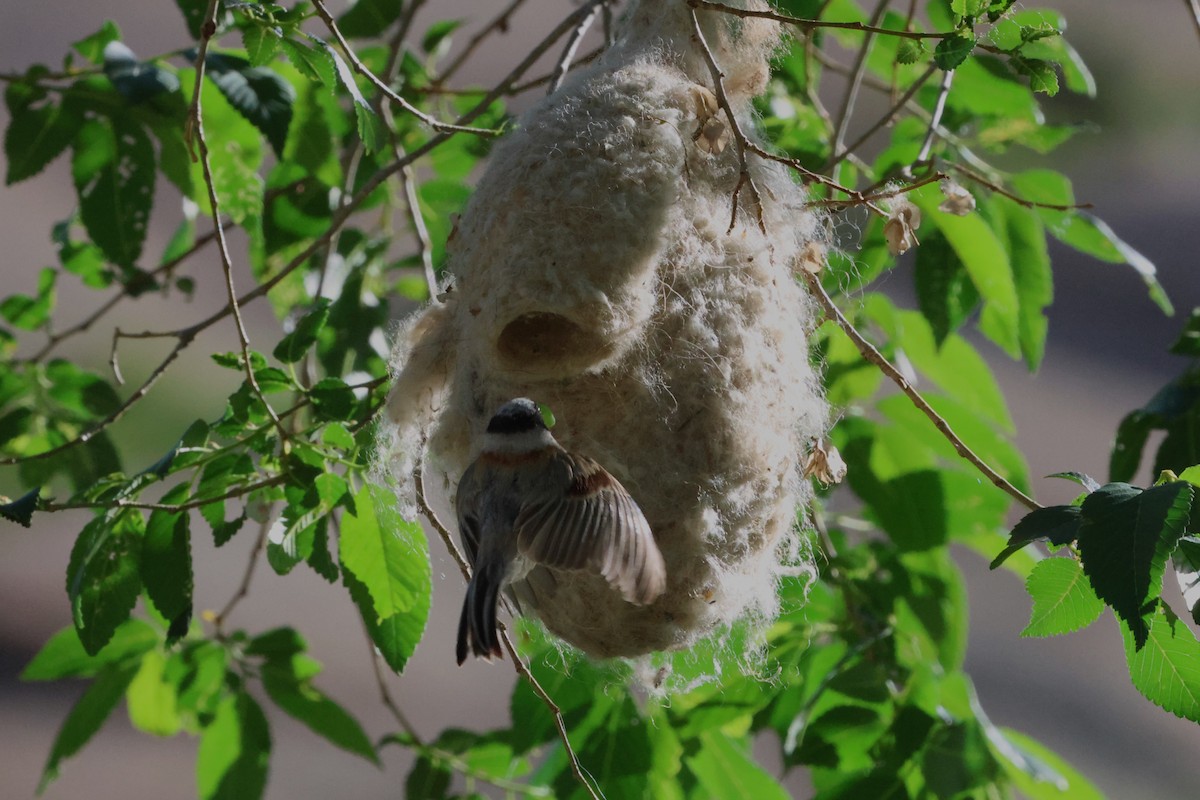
<box><xmin>799</xmin><ymin>268</ymin><xmax>1041</xmax><ymax>512</ymax></box>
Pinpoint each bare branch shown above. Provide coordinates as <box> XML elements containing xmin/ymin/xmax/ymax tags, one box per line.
<box><xmin>688</xmin><ymin>0</ymin><xmax>959</xmax><ymax>41</ymax></box>
<box><xmin>436</xmin><ymin>0</ymin><xmax>528</xmax><ymax>84</ymax></box>
<box><xmin>949</xmin><ymin>163</ymin><xmax>1094</xmax><ymax>212</ymax></box>
<box><xmin>548</xmin><ymin>2</ymin><xmax>601</xmax><ymax>95</ymax></box>
<box><xmin>688</xmin><ymin>7</ymin><xmax>765</xmax><ymax>232</ymax></box>
<box><xmin>312</xmin><ymin>0</ymin><xmax>499</xmax><ymax>137</ymax></box>
<box><xmin>829</xmin><ymin>0</ymin><xmax>891</xmax><ymax>167</ymax></box>
<box><xmin>914</xmin><ymin>68</ymin><xmax>954</xmax><ymax>167</ymax></box>
<box><xmin>190</xmin><ymin>0</ymin><xmax>290</xmax><ymax>447</ymax></box>
<box><xmin>799</xmin><ymin>268</ymin><xmax>1040</xmax><ymax>512</ymax></box>
<box><xmin>828</xmin><ymin>63</ymin><xmax>938</xmax><ymax>168</ymax></box>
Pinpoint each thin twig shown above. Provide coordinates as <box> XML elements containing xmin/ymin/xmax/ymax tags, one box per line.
<box><xmin>44</xmin><ymin>475</ymin><xmax>288</xmax><ymax>513</ymax></box>
<box><xmin>401</xmin><ymin>160</ymin><xmax>439</xmax><ymax>301</ymax></box>
<box><xmin>808</xmin><ymin>169</ymin><xmax>945</xmax><ymax>212</ymax></box>
<box><xmin>548</xmin><ymin>2</ymin><xmax>601</xmax><ymax>95</ymax></box>
<box><xmin>914</xmin><ymin>68</ymin><xmax>954</xmax><ymax>167</ymax></box>
<box><xmin>190</xmin><ymin>0</ymin><xmax>290</xmax><ymax>447</ymax></box>
<box><xmin>829</xmin><ymin>0</ymin><xmax>891</xmax><ymax>168</ymax></box>
<box><xmin>412</xmin><ymin>455</ymin><xmax>600</xmax><ymax>800</ymax></box>
<box><xmin>7</xmin><ymin>1</ymin><xmax>601</xmax><ymax>469</ymax></box>
<box><xmin>799</xmin><ymin>268</ymin><xmax>1040</xmax><ymax>512</ymax></box>
<box><xmin>436</xmin><ymin>0</ymin><xmax>528</xmax><ymax>84</ymax></box>
<box><xmin>828</xmin><ymin>62</ymin><xmax>938</xmax><ymax>168</ymax></box>
<box><xmin>212</xmin><ymin>514</ymin><xmax>272</xmax><ymax>635</ymax></box>
<box><xmin>311</xmin><ymin>0</ymin><xmax>499</xmax><ymax>137</ymax></box>
<box><xmin>688</xmin><ymin>0</ymin><xmax>958</xmax><ymax>40</ymax></box>
<box><xmin>948</xmin><ymin>163</ymin><xmax>1094</xmax><ymax>211</ymax></box>
<box><xmin>688</xmin><ymin>7</ymin><xmax>765</xmax><ymax>232</ymax></box>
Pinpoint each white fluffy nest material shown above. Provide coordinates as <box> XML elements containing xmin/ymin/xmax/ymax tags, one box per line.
<box><xmin>382</xmin><ymin>0</ymin><xmax>829</xmax><ymax>659</ymax></box>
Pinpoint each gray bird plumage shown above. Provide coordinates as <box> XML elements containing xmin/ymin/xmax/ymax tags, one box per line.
<box><xmin>455</xmin><ymin>398</ymin><xmax>666</xmax><ymax>663</ymax></box>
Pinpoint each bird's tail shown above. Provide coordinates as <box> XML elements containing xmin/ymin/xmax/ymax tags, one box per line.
<box><xmin>456</xmin><ymin>561</ymin><xmax>505</xmax><ymax>665</ymax></box>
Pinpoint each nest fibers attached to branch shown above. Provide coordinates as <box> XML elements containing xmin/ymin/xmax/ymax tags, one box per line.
<box><xmin>381</xmin><ymin>0</ymin><xmax>829</xmax><ymax>660</ymax></box>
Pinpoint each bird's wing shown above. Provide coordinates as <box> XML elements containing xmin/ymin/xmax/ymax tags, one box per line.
<box><xmin>514</xmin><ymin>452</ymin><xmax>666</xmax><ymax>605</ymax></box>
<box><xmin>455</xmin><ymin>461</ymin><xmax>482</xmax><ymax>567</ymax></box>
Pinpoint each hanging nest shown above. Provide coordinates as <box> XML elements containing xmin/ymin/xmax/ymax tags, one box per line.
<box><xmin>382</xmin><ymin>0</ymin><xmax>829</xmax><ymax>660</ymax></box>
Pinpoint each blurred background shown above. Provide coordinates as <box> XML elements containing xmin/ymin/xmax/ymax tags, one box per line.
<box><xmin>1</xmin><ymin>1</ymin><xmax>1198</xmax><ymax>797</ymax></box>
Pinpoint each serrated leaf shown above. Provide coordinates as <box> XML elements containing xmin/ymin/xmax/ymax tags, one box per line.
<box><xmin>339</xmin><ymin>485</ymin><xmax>430</xmax><ymax>673</ymax></box>
<box><xmin>142</xmin><ymin>501</ymin><xmax>193</xmax><ymax>642</ymax></box>
<box><xmin>196</xmin><ymin>691</ymin><xmax>271</xmax><ymax>800</ymax></box>
<box><xmin>991</xmin><ymin>505</ymin><xmax>1081</xmax><ymax>569</ymax></box>
<box><xmin>37</xmin><ymin>661</ymin><xmax>139</xmax><ymax>793</ymax></box>
<box><xmin>204</xmin><ymin>52</ymin><xmax>296</xmax><ymax>158</ymax></box>
<box><xmin>127</xmin><ymin>649</ymin><xmax>182</xmax><ymax>736</ymax></box>
<box><xmin>73</xmin><ymin>117</ymin><xmax>155</xmax><ymax>269</ymax></box>
<box><xmin>1</xmin><ymin>486</ymin><xmax>41</xmax><ymax>526</ymax></box>
<box><xmin>280</xmin><ymin>38</ymin><xmax>336</xmax><ymax>87</ymax></box>
<box><xmin>1021</xmin><ymin>557</ymin><xmax>1104</xmax><ymax>637</ymax></box>
<box><xmin>243</xmin><ymin>25</ymin><xmax>282</xmax><ymax>67</ymax></box>
<box><xmin>993</xmin><ymin>200</ymin><xmax>1051</xmax><ymax>370</ymax></box>
<box><xmin>337</xmin><ymin>0</ymin><xmax>404</xmax><ymax>39</ymax></box>
<box><xmin>896</xmin><ymin>39</ymin><xmax>926</xmax><ymax>65</ymax></box>
<box><xmin>67</xmin><ymin>514</ymin><xmax>144</xmax><ymax>655</ymax></box>
<box><xmin>261</xmin><ymin>659</ymin><xmax>378</xmax><ymax>763</ymax></box>
<box><xmin>1078</xmin><ymin>482</ymin><xmax>1194</xmax><ymax>648</ymax></box>
<box><xmin>1010</xmin><ymin>55</ymin><xmax>1059</xmax><ymax>96</ymax></box>
<box><xmin>273</xmin><ymin>298</ymin><xmax>331</xmax><ymax>363</ymax></box>
<box><xmin>1123</xmin><ymin>603</ymin><xmax>1200</xmax><ymax>722</ymax></box>
<box><xmin>934</xmin><ymin>33</ymin><xmax>976</xmax><ymax>70</ymax></box>
<box><xmin>22</xmin><ymin>619</ymin><xmax>157</xmax><ymax>681</ymax></box>
<box><xmin>5</xmin><ymin>96</ymin><xmax>82</xmax><ymax>184</ymax></box>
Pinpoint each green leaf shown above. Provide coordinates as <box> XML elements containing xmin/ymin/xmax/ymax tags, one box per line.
<box><xmin>0</xmin><ymin>486</ymin><xmax>41</xmax><ymax>527</ymax></box>
<box><xmin>37</xmin><ymin>661</ymin><xmax>139</xmax><ymax>793</ymax></box>
<box><xmin>934</xmin><ymin>34</ymin><xmax>976</xmax><ymax>71</ymax></box>
<box><xmin>914</xmin><ymin>186</ymin><xmax>1020</xmax><ymax>358</ymax></box>
<box><xmin>279</xmin><ymin>38</ymin><xmax>336</xmax><ymax>88</ymax></box>
<box><xmin>995</xmin><ymin>727</ymin><xmax>1103</xmax><ymax>800</ymax></box>
<box><xmin>422</xmin><ymin>20</ymin><xmax>463</xmax><ymax>56</ymax></box>
<box><xmin>5</xmin><ymin>95</ymin><xmax>82</xmax><ymax>184</ymax></box>
<box><xmin>22</xmin><ymin>619</ymin><xmax>157</xmax><ymax>681</ymax></box>
<box><xmin>339</xmin><ymin>485</ymin><xmax>431</xmax><ymax>672</ymax></box>
<box><xmin>895</xmin><ymin>39</ymin><xmax>926</xmax><ymax>65</ymax></box>
<box><xmin>312</xmin><ymin>37</ymin><xmax>383</xmax><ymax>153</ymax></box>
<box><xmin>308</xmin><ymin>376</ymin><xmax>356</xmax><ymax>421</ymax></box>
<box><xmin>67</xmin><ymin>514</ymin><xmax>144</xmax><ymax>655</ymax></box>
<box><xmin>273</xmin><ymin>298</ymin><xmax>331</xmax><ymax>363</ymax></box>
<box><xmin>126</xmin><ymin>649</ymin><xmax>182</xmax><ymax>736</ymax></box>
<box><xmin>1049</xmin><ymin>471</ymin><xmax>1101</xmax><ymax>492</ymax></box>
<box><xmin>204</xmin><ymin>52</ymin><xmax>296</xmax><ymax>159</ymax></box>
<box><xmin>261</xmin><ymin>659</ymin><xmax>379</xmax><ymax>763</ymax></box>
<box><xmin>1011</xmin><ymin>171</ymin><xmax>1172</xmax><ymax>314</ymax></box>
<box><xmin>103</xmin><ymin>41</ymin><xmax>181</xmax><ymax>103</ymax></box>
<box><xmin>687</xmin><ymin>730</ymin><xmax>790</xmax><ymax>800</ymax></box>
<box><xmin>196</xmin><ymin>691</ymin><xmax>272</xmax><ymax>800</ymax></box>
<box><xmin>1172</xmin><ymin>537</ymin><xmax>1200</xmax><ymax>625</ymax></box>
<box><xmin>73</xmin><ymin>117</ymin><xmax>155</xmax><ymax>269</ymax></box>
<box><xmin>243</xmin><ymin>25</ymin><xmax>282</xmax><ymax>67</ymax></box>
<box><xmin>1021</xmin><ymin>557</ymin><xmax>1104</xmax><ymax>637</ymax></box>
<box><xmin>1123</xmin><ymin>603</ymin><xmax>1200</xmax><ymax>723</ymax></box>
<box><xmin>1009</xmin><ymin>55</ymin><xmax>1059</xmax><ymax>96</ymax></box>
<box><xmin>991</xmin><ymin>505</ymin><xmax>1081</xmax><ymax>569</ymax></box>
<box><xmin>914</xmin><ymin>231</ymin><xmax>979</xmax><ymax>345</ymax></box>
<box><xmin>174</xmin><ymin>0</ymin><xmax>209</xmax><ymax>38</ymax></box>
<box><xmin>1078</xmin><ymin>482</ymin><xmax>1194</xmax><ymax>648</ymax></box>
<box><xmin>1</xmin><ymin>266</ymin><xmax>57</xmax><ymax>330</ymax></box>
<box><xmin>338</xmin><ymin>0</ymin><xmax>404</xmax><ymax>39</ymax></box>
<box><xmin>72</xmin><ymin>21</ymin><xmax>121</xmax><ymax>64</ymax></box>
<box><xmin>1170</xmin><ymin>308</ymin><xmax>1200</xmax><ymax>357</ymax></box>
<box><xmin>142</xmin><ymin>500</ymin><xmax>193</xmax><ymax>642</ymax></box>
<box><xmin>990</xmin><ymin>199</ymin><xmax>1052</xmax><ymax>369</ymax></box>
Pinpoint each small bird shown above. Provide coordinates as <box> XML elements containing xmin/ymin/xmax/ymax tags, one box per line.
<box><xmin>454</xmin><ymin>398</ymin><xmax>666</xmax><ymax>664</ymax></box>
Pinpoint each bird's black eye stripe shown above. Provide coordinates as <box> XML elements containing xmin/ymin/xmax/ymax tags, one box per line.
<box><xmin>486</xmin><ymin>399</ymin><xmax>546</xmax><ymax>434</ymax></box>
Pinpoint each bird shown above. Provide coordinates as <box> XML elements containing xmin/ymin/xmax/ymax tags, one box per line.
<box><xmin>454</xmin><ymin>397</ymin><xmax>666</xmax><ymax>664</ymax></box>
